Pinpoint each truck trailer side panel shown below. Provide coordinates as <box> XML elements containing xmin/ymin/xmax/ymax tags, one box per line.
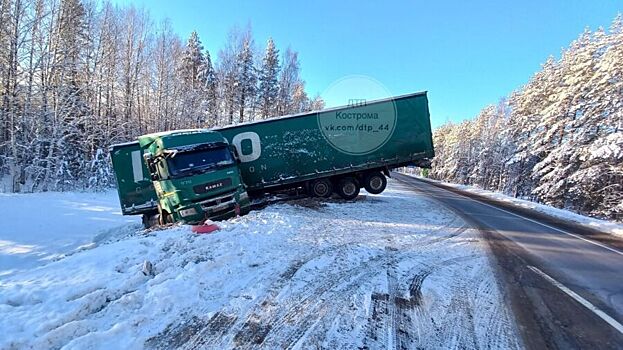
<box><xmin>216</xmin><ymin>92</ymin><xmax>433</xmax><ymax>192</ymax></box>
<box><xmin>109</xmin><ymin>141</ymin><xmax>159</xmax><ymax>215</ymax></box>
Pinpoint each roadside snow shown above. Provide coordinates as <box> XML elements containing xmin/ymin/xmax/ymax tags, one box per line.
<box><xmin>404</xmin><ymin>175</ymin><xmax>623</xmax><ymax>238</ymax></box>
<box><xmin>0</xmin><ymin>180</ymin><xmax>519</xmax><ymax>349</ymax></box>
<box><xmin>0</xmin><ymin>190</ymin><xmax>139</xmax><ymax>277</ymax></box>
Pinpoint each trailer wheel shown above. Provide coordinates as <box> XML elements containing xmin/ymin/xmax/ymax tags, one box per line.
<box><xmin>337</xmin><ymin>177</ymin><xmax>360</xmax><ymax>200</ymax></box>
<box><xmin>364</xmin><ymin>172</ymin><xmax>387</xmax><ymax>194</ymax></box>
<box><xmin>310</xmin><ymin>178</ymin><xmax>333</xmax><ymax>198</ymax></box>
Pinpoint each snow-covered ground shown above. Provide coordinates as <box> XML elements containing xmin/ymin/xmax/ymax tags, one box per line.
<box><xmin>402</xmin><ymin>174</ymin><xmax>623</xmax><ymax>238</ymax></box>
<box><xmin>0</xmin><ymin>190</ymin><xmax>139</xmax><ymax>277</ymax></box>
<box><xmin>0</xmin><ymin>180</ymin><xmax>519</xmax><ymax>349</ymax></box>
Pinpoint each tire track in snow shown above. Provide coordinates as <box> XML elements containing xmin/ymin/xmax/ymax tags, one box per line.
<box><xmin>262</xmin><ymin>240</ymin><xmax>477</xmax><ymax>349</ymax></box>
<box><xmin>236</xmin><ymin>247</ymin><xmax>386</xmax><ymax>349</ymax></box>
<box><xmin>362</xmin><ymin>253</ymin><xmax>480</xmax><ymax>350</ymax></box>
<box><xmin>152</xmin><ymin>218</ymin><xmax>471</xmax><ymax>349</ymax></box>
<box><xmin>258</xmin><ymin>223</ymin><xmax>473</xmax><ymax>349</ymax></box>
<box><xmin>144</xmin><ymin>182</ymin><xmax>519</xmax><ymax>350</ymax></box>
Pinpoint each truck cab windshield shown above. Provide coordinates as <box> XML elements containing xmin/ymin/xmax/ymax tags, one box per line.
<box><xmin>167</xmin><ymin>147</ymin><xmax>234</xmax><ymax>177</ymax></box>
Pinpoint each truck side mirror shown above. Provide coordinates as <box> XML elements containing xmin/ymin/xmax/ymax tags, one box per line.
<box><xmin>229</xmin><ymin>145</ymin><xmax>241</xmax><ymax>163</ymax></box>
<box><xmin>143</xmin><ymin>153</ymin><xmax>159</xmax><ymax>181</ymax></box>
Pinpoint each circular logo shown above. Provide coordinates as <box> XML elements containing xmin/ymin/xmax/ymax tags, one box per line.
<box><xmin>317</xmin><ymin>75</ymin><xmax>397</xmax><ymax>155</ymax></box>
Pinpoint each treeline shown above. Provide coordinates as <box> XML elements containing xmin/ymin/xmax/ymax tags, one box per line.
<box><xmin>431</xmin><ymin>15</ymin><xmax>623</xmax><ymax>221</ymax></box>
<box><xmin>0</xmin><ymin>0</ymin><xmax>323</xmax><ymax>192</ymax></box>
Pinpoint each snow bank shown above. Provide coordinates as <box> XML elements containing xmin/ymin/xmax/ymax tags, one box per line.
<box><xmin>0</xmin><ymin>191</ymin><xmax>139</xmax><ymax>277</ymax></box>
<box><xmin>0</xmin><ymin>181</ymin><xmax>519</xmax><ymax>349</ymax></box>
<box><xmin>410</xmin><ymin>175</ymin><xmax>623</xmax><ymax>238</ymax></box>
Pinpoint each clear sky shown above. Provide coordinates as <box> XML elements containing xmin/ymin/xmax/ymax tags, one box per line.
<box><xmin>111</xmin><ymin>0</ymin><xmax>621</xmax><ymax>128</ymax></box>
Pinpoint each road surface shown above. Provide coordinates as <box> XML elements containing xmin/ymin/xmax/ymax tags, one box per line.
<box><xmin>393</xmin><ymin>173</ymin><xmax>623</xmax><ymax>349</ymax></box>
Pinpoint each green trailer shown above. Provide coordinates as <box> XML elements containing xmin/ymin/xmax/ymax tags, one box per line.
<box><xmin>110</xmin><ymin>91</ymin><xmax>434</xmax><ymax>225</ymax></box>
<box><xmin>109</xmin><ymin>141</ymin><xmax>159</xmax><ymax>220</ymax></box>
<box><xmin>215</xmin><ymin>91</ymin><xmax>434</xmax><ymax>197</ymax></box>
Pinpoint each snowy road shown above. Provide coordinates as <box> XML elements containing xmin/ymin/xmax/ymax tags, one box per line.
<box><xmin>393</xmin><ymin>173</ymin><xmax>623</xmax><ymax>349</ymax></box>
<box><xmin>0</xmin><ymin>180</ymin><xmax>519</xmax><ymax>349</ymax></box>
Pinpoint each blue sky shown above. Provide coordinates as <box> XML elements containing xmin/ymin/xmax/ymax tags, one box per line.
<box><xmin>112</xmin><ymin>0</ymin><xmax>621</xmax><ymax>128</ymax></box>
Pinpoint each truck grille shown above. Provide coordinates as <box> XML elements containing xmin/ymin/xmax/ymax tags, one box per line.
<box><xmin>199</xmin><ymin>190</ymin><xmax>236</xmax><ymax>212</ymax></box>
<box><xmin>193</xmin><ymin>178</ymin><xmax>233</xmax><ymax>194</ymax></box>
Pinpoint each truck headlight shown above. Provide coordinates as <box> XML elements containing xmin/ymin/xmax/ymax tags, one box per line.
<box><xmin>240</xmin><ymin>192</ymin><xmax>249</xmax><ymax>201</ymax></box>
<box><xmin>179</xmin><ymin>208</ymin><xmax>198</xmax><ymax>217</ymax></box>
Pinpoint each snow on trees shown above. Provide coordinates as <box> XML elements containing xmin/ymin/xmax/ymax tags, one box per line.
<box><xmin>180</xmin><ymin>30</ymin><xmax>210</xmax><ymax>127</ymax></box>
<box><xmin>277</xmin><ymin>47</ymin><xmax>301</xmax><ymax>115</ymax></box>
<box><xmin>181</xmin><ymin>31</ymin><xmax>207</xmax><ymax>90</ymax></box>
<box><xmin>430</xmin><ymin>17</ymin><xmax>623</xmax><ymax>222</ymax></box>
<box><xmin>258</xmin><ymin>38</ymin><xmax>280</xmax><ymax>119</ymax></box>
<box><xmin>235</xmin><ymin>30</ymin><xmax>257</xmax><ymax>123</ymax></box>
<box><xmin>0</xmin><ymin>0</ymin><xmax>323</xmax><ymax>193</ymax></box>
<box><xmin>202</xmin><ymin>50</ymin><xmax>218</xmax><ymax>126</ymax></box>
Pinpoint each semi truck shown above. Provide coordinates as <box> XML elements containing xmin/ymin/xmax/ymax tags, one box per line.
<box><xmin>109</xmin><ymin>91</ymin><xmax>434</xmax><ymax>226</ymax></box>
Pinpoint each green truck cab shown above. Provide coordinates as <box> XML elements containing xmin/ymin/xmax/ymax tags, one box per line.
<box><xmin>137</xmin><ymin>129</ymin><xmax>250</xmax><ymax>225</ymax></box>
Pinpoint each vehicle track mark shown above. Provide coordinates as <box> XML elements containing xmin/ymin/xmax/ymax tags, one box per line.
<box><xmin>183</xmin><ymin>312</ymin><xmax>238</xmax><ymax>349</ymax></box>
<box><xmin>145</xmin><ymin>312</ymin><xmax>237</xmax><ymax>349</ymax></box>
<box><xmin>362</xmin><ymin>253</ymin><xmax>480</xmax><ymax>349</ymax></box>
<box><xmin>149</xmin><ymin>192</ymin><xmax>482</xmax><ymax>350</ymax></box>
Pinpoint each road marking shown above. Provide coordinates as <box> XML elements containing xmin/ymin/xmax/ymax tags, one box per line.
<box><xmin>456</xmin><ymin>192</ymin><xmax>623</xmax><ymax>256</ymax></box>
<box><xmin>401</xmin><ymin>176</ymin><xmax>623</xmax><ymax>257</ymax></box>
<box><xmin>528</xmin><ymin>265</ymin><xmax>623</xmax><ymax>335</ymax></box>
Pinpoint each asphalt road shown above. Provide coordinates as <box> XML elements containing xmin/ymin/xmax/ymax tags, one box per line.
<box><xmin>393</xmin><ymin>173</ymin><xmax>623</xmax><ymax>349</ymax></box>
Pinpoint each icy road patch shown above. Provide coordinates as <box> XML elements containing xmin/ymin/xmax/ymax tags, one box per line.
<box><xmin>0</xmin><ymin>180</ymin><xmax>520</xmax><ymax>349</ymax></box>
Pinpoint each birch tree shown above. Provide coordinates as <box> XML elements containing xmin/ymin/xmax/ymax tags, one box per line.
<box><xmin>0</xmin><ymin>0</ymin><xmax>322</xmax><ymax>192</ymax></box>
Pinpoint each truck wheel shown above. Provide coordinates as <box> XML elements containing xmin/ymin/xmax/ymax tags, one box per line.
<box><xmin>142</xmin><ymin>213</ymin><xmax>159</xmax><ymax>229</ymax></box>
<box><xmin>310</xmin><ymin>179</ymin><xmax>333</xmax><ymax>198</ymax></box>
<box><xmin>159</xmin><ymin>210</ymin><xmax>173</xmax><ymax>225</ymax></box>
<box><xmin>364</xmin><ymin>172</ymin><xmax>387</xmax><ymax>194</ymax></box>
<box><xmin>337</xmin><ymin>177</ymin><xmax>360</xmax><ymax>200</ymax></box>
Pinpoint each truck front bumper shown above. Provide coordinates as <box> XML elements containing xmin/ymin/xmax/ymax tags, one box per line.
<box><xmin>177</xmin><ymin>189</ymin><xmax>250</xmax><ymax>224</ymax></box>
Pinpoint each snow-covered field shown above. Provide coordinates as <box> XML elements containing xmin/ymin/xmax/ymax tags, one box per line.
<box><xmin>0</xmin><ymin>180</ymin><xmax>519</xmax><ymax>349</ymax></box>
<box><xmin>0</xmin><ymin>190</ymin><xmax>139</xmax><ymax>277</ymax></box>
<box><xmin>402</xmin><ymin>173</ymin><xmax>623</xmax><ymax>238</ymax></box>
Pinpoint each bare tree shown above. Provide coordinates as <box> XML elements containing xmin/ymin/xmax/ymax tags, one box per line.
<box><xmin>0</xmin><ymin>0</ymin><xmax>321</xmax><ymax>192</ymax></box>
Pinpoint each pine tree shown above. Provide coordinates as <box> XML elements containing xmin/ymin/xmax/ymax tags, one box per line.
<box><xmin>180</xmin><ymin>31</ymin><xmax>208</xmax><ymax>126</ymax></box>
<box><xmin>202</xmin><ymin>50</ymin><xmax>219</xmax><ymax>126</ymax></box>
<box><xmin>235</xmin><ymin>32</ymin><xmax>256</xmax><ymax>123</ymax></box>
<box><xmin>54</xmin><ymin>0</ymin><xmax>90</xmax><ymax>190</ymax></box>
<box><xmin>430</xmin><ymin>17</ymin><xmax>623</xmax><ymax>221</ymax></box>
<box><xmin>258</xmin><ymin>38</ymin><xmax>280</xmax><ymax>119</ymax></box>
<box><xmin>181</xmin><ymin>31</ymin><xmax>206</xmax><ymax>89</ymax></box>
<box><xmin>0</xmin><ymin>2</ymin><xmax>322</xmax><ymax>192</ymax></box>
